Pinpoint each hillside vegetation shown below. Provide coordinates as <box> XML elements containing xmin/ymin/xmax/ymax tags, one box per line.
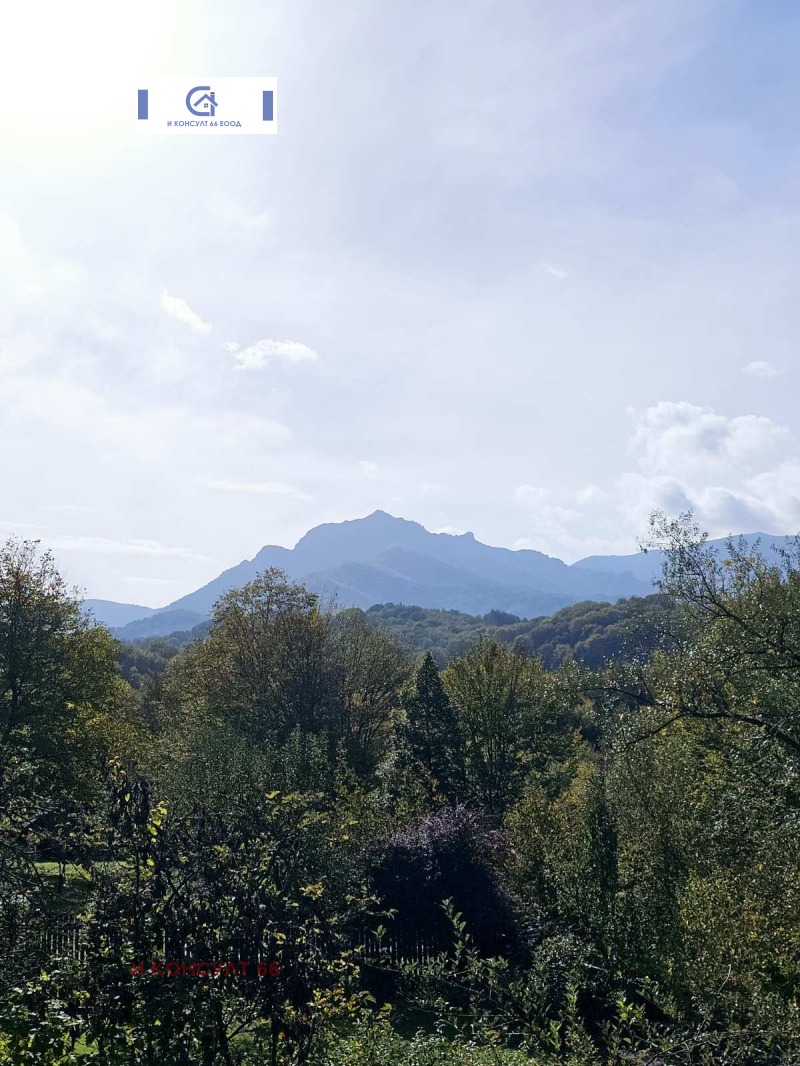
<box><xmin>365</xmin><ymin>593</ymin><xmax>676</xmax><ymax>667</ymax></box>
<box><xmin>1</xmin><ymin>515</ymin><xmax>799</xmax><ymax>1064</ymax></box>
<box><xmin>115</xmin><ymin>594</ymin><xmax>676</xmax><ymax>692</ymax></box>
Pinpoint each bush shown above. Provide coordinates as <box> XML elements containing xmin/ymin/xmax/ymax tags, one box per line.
<box><xmin>364</xmin><ymin>806</ymin><xmax>523</xmax><ymax>958</ymax></box>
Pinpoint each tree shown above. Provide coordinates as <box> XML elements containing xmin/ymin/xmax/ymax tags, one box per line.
<box><xmin>330</xmin><ymin>610</ymin><xmax>410</xmax><ymax>774</ymax></box>
<box><xmin>444</xmin><ymin>640</ymin><xmax>554</xmax><ymax>821</ymax></box>
<box><xmin>0</xmin><ymin>538</ymin><xmax>138</xmax><ymax>1004</ymax></box>
<box><xmin>190</xmin><ymin>569</ymin><xmax>334</xmax><ymax>745</ymax></box>
<box><xmin>162</xmin><ymin>576</ymin><xmax>409</xmax><ymax>784</ymax></box>
<box><xmin>3</xmin><ymin>763</ymin><xmax>381</xmax><ymax>1065</ymax></box>
<box><xmin>608</xmin><ymin>511</ymin><xmax>800</xmax><ymax>761</ymax></box>
<box><xmin>397</xmin><ymin>652</ymin><xmax>464</xmax><ymax>799</ymax></box>
<box><xmin>0</xmin><ymin>539</ymin><xmax>132</xmax><ymax>778</ymax></box>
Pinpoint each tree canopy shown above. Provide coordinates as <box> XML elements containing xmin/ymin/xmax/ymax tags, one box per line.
<box><xmin>1</xmin><ymin>520</ymin><xmax>799</xmax><ymax>1064</ymax></box>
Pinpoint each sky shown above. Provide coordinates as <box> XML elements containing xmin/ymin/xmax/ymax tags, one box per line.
<box><xmin>2</xmin><ymin>0</ymin><xmax>800</xmax><ymax>605</ymax></box>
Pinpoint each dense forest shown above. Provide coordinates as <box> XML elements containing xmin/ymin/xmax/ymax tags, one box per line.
<box><xmin>364</xmin><ymin>594</ymin><xmax>677</xmax><ymax>668</ymax></box>
<box><xmin>116</xmin><ymin>591</ymin><xmax>677</xmax><ymax>686</ymax></box>
<box><xmin>1</xmin><ymin>514</ymin><xmax>798</xmax><ymax>1063</ymax></box>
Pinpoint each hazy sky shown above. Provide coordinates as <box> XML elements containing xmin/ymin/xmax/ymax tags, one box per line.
<box><xmin>2</xmin><ymin>0</ymin><xmax>800</xmax><ymax>605</ymax></box>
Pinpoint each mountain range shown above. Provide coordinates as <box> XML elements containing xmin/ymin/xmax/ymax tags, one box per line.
<box><xmin>82</xmin><ymin>511</ymin><xmax>794</xmax><ymax>639</ymax></box>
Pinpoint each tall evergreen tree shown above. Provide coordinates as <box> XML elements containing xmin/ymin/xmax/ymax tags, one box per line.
<box><xmin>399</xmin><ymin>652</ymin><xmax>464</xmax><ymax>799</ymax></box>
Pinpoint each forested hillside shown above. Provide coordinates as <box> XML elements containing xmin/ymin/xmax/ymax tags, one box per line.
<box><xmin>1</xmin><ymin>515</ymin><xmax>799</xmax><ymax>1064</ymax></box>
<box><xmin>365</xmin><ymin>593</ymin><xmax>677</xmax><ymax>667</ymax></box>
<box><xmin>114</xmin><ymin>594</ymin><xmax>675</xmax><ymax>692</ymax></box>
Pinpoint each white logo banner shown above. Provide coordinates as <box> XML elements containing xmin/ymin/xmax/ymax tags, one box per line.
<box><xmin>136</xmin><ymin>78</ymin><xmax>277</xmax><ymax>135</ymax></box>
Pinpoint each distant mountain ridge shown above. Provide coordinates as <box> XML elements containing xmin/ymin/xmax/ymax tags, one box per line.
<box><xmin>573</xmin><ymin>531</ymin><xmax>792</xmax><ymax>581</ymax></box>
<box><xmin>82</xmin><ymin>512</ymin><xmax>795</xmax><ymax>639</ymax></box>
<box><xmin>83</xmin><ymin>599</ymin><xmax>157</xmax><ymax>628</ymax></box>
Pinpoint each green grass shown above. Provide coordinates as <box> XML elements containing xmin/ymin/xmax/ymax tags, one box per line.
<box><xmin>35</xmin><ymin>861</ymin><xmax>92</xmax><ymax>882</ymax></box>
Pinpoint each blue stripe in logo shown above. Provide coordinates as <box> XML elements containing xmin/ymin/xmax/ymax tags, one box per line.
<box><xmin>262</xmin><ymin>90</ymin><xmax>273</xmax><ymax>121</ymax></box>
<box><xmin>137</xmin><ymin>90</ymin><xmax>149</xmax><ymax>120</ymax></box>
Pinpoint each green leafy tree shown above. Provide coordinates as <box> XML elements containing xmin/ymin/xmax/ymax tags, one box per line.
<box><xmin>627</xmin><ymin>511</ymin><xmax>800</xmax><ymax>760</ymax></box>
<box><xmin>0</xmin><ymin>538</ymin><xmax>138</xmax><ymax>1016</ymax></box>
<box><xmin>444</xmin><ymin>639</ymin><xmax>555</xmax><ymax>821</ymax></box>
<box><xmin>169</xmin><ymin>573</ymin><xmax>408</xmax><ymax>779</ymax></box>
<box><xmin>190</xmin><ymin>568</ymin><xmax>330</xmax><ymax>744</ymax></box>
<box><xmin>330</xmin><ymin>609</ymin><xmax>409</xmax><ymax>774</ymax></box>
<box><xmin>0</xmin><ymin>538</ymin><xmax>134</xmax><ymax>786</ymax></box>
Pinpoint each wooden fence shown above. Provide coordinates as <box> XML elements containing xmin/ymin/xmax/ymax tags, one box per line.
<box><xmin>31</xmin><ymin>924</ymin><xmax>449</xmax><ymax>967</ymax></box>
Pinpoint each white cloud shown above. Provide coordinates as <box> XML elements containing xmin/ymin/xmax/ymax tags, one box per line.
<box><xmin>628</xmin><ymin>401</ymin><xmax>789</xmax><ymax>477</ymax></box>
<box><xmin>160</xmin><ymin>289</ymin><xmax>212</xmax><ymax>334</ymax></box>
<box><xmin>514</xmin><ymin>485</ymin><xmax>548</xmax><ymax>506</ymax></box>
<box><xmin>40</xmin><ymin>504</ymin><xmax>95</xmax><ymax>516</ymax></box>
<box><xmin>6</xmin><ymin>2</ymin><xmax>800</xmax><ymax>599</ymax></box>
<box><xmin>575</xmin><ymin>484</ymin><xmax>607</xmax><ymax>506</ymax></box>
<box><xmin>0</xmin><ymin>375</ymin><xmax>292</xmax><ymax>465</ymax></box>
<box><xmin>542</xmin><ymin>262</ymin><xmax>568</xmax><ymax>281</ymax></box>
<box><xmin>206</xmin><ymin>480</ymin><xmax>311</xmax><ymax>500</ymax></box>
<box><xmin>49</xmin><ymin>536</ymin><xmax>207</xmax><ymax>560</ymax></box>
<box><xmin>358</xmin><ymin>460</ymin><xmax>378</xmax><ymax>477</ymax></box>
<box><xmin>512</xmin><ymin>485</ymin><xmax>585</xmax><ymax>553</ymax></box>
<box><xmin>230</xmin><ymin>338</ymin><xmax>317</xmax><ymax>371</ymax></box>
<box><xmin>0</xmin><ymin>215</ymin><xmax>82</xmax><ymax>332</ymax></box>
<box><xmin>0</xmin><ymin>519</ymin><xmax>41</xmax><ymax>532</ymax></box>
<box><xmin>746</xmin><ymin>461</ymin><xmax>800</xmax><ymax>500</ymax></box>
<box><xmin>510</xmin><ymin>401</ymin><xmax>800</xmax><ymax>560</ymax></box>
<box><xmin>693</xmin><ymin>486</ymin><xmax>774</xmax><ymax>531</ymax></box>
<box><xmin>211</xmin><ymin>197</ymin><xmax>273</xmax><ymax>236</ymax></box>
<box><xmin>617</xmin><ymin>399</ymin><xmax>799</xmax><ymax>537</ymax></box>
<box><xmin>514</xmin><ymin>484</ymin><xmax>580</xmax><ymax>519</ymax></box>
<box><xmin>512</xmin><ymin>537</ymin><xmax>539</xmax><ymax>550</ymax></box>
<box><xmin>743</xmin><ymin>360</ymin><xmax>780</xmax><ymax>378</ymax></box>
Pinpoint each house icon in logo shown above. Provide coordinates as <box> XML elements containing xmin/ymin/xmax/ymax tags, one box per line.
<box><xmin>186</xmin><ymin>86</ymin><xmax>218</xmax><ymax>117</ymax></box>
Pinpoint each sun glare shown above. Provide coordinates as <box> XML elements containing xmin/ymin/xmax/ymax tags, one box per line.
<box><xmin>0</xmin><ymin>1</ymin><xmax>187</xmax><ymax>138</ymax></box>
